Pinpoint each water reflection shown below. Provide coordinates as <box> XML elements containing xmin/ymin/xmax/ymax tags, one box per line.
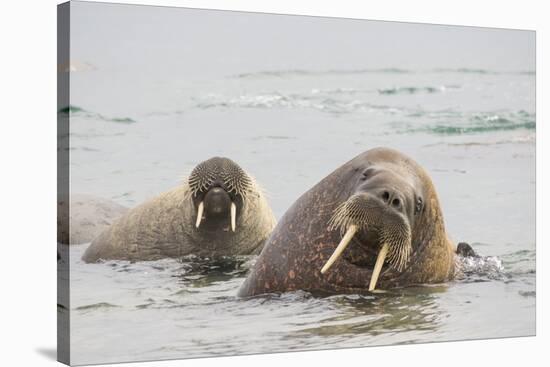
<box><xmin>292</xmin><ymin>286</ymin><xmax>447</xmax><ymax>339</ymax></box>
<box><xmin>175</xmin><ymin>256</ymin><xmax>254</xmax><ymax>287</ymax></box>
<box><xmin>69</xmin><ymin>242</ymin><xmax>535</xmax><ymax>365</ymax></box>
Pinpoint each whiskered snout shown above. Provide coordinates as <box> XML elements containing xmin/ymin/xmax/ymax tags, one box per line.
<box><xmin>321</xmin><ymin>193</ymin><xmax>412</xmax><ymax>291</ymax></box>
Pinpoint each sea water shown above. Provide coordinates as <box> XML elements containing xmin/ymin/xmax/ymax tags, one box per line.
<box><xmin>64</xmin><ymin>3</ymin><xmax>535</xmax><ymax>365</ymax></box>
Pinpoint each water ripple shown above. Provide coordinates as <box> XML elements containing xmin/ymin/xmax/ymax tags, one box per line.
<box><xmin>59</xmin><ymin>105</ymin><xmax>136</xmax><ymax>124</ymax></box>
<box><xmin>229</xmin><ymin>68</ymin><xmax>534</xmax><ymax>79</ymax></box>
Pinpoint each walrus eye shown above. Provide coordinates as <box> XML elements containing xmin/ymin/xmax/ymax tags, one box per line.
<box><xmin>415</xmin><ymin>197</ymin><xmax>423</xmax><ymax>215</ymax></box>
<box><xmin>360</xmin><ymin>168</ymin><xmax>376</xmax><ymax>181</ymax></box>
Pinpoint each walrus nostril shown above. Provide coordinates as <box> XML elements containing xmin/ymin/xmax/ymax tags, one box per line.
<box><xmin>391</xmin><ymin>198</ymin><xmax>401</xmax><ymax>208</ymax></box>
<box><xmin>382</xmin><ymin>191</ymin><xmax>390</xmax><ymax>202</ymax></box>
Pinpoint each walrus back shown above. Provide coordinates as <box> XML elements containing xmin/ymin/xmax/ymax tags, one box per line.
<box><xmin>61</xmin><ymin>194</ymin><xmax>128</xmax><ymax>245</ymax></box>
<box><xmin>82</xmin><ymin>181</ymin><xmax>277</xmax><ymax>262</ymax></box>
<box><xmin>81</xmin><ymin>188</ymin><xmax>187</xmax><ymax>262</ymax></box>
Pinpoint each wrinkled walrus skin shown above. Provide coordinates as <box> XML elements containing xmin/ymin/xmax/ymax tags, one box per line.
<box><xmin>82</xmin><ymin>158</ymin><xmax>276</xmax><ymax>263</ymax></box>
<box><xmin>238</xmin><ymin>147</ymin><xmax>455</xmax><ymax>296</ymax></box>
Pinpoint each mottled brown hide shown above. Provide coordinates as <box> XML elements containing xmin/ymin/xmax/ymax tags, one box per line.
<box><xmin>239</xmin><ymin>148</ymin><xmax>455</xmax><ymax>296</ymax></box>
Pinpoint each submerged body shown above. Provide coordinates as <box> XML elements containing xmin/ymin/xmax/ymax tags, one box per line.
<box><xmin>61</xmin><ymin>194</ymin><xmax>128</xmax><ymax>245</ymax></box>
<box><xmin>82</xmin><ymin>157</ymin><xmax>276</xmax><ymax>262</ymax></box>
<box><xmin>239</xmin><ymin>147</ymin><xmax>455</xmax><ymax>296</ymax></box>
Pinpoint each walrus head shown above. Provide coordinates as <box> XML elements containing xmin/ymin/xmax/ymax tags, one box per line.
<box><xmin>188</xmin><ymin>157</ymin><xmax>253</xmax><ymax>232</ymax></box>
<box><xmin>320</xmin><ymin>162</ymin><xmax>426</xmax><ymax>291</ymax></box>
<box><xmin>236</xmin><ymin>148</ymin><xmax>453</xmax><ymax>297</ymax></box>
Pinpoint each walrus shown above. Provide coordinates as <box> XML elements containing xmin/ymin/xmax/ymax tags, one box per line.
<box><xmin>59</xmin><ymin>194</ymin><xmax>129</xmax><ymax>245</ymax></box>
<box><xmin>238</xmin><ymin>147</ymin><xmax>456</xmax><ymax>296</ymax></box>
<box><xmin>82</xmin><ymin>157</ymin><xmax>276</xmax><ymax>263</ymax></box>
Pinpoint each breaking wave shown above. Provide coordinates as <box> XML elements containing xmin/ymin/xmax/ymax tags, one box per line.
<box><xmin>193</xmin><ymin>90</ymin><xmax>535</xmax><ymax>137</ymax></box>
<box><xmin>192</xmin><ymin>87</ymin><xmax>455</xmax><ymax>114</ymax></box>
<box><xmin>193</xmin><ymin>92</ymin><xmax>394</xmax><ymax>114</ymax></box>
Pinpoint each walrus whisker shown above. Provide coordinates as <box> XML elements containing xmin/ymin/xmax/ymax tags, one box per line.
<box><xmin>381</xmin><ymin>225</ymin><xmax>412</xmax><ymax>272</ymax></box>
<box><xmin>195</xmin><ymin>201</ymin><xmax>204</xmax><ymax>228</ymax></box>
<box><xmin>221</xmin><ymin>159</ymin><xmax>253</xmax><ymax>202</ymax></box>
<box><xmin>369</xmin><ymin>242</ymin><xmax>389</xmax><ymax>291</ymax></box>
<box><xmin>230</xmin><ymin>202</ymin><xmax>237</xmax><ymax>232</ymax></box>
<box><xmin>321</xmin><ymin>224</ymin><xmax>358</xmax><ymax>274</ymax></box>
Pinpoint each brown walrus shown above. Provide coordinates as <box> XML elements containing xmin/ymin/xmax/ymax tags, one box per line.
<box><xmin>238</xmin><ymin>147</ymin><xmax>456</xmax><ymax>296</ymax></box>
<box><xmin>82</xmin><ymin>157</ymin><xmax>276</xmax><ymax>262</ymax></box>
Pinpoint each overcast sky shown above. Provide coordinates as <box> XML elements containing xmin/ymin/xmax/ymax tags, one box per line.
<box><xmin>70</xmin><ymin>1</ymin><xmax>535</xmax><ymax>77</ymax></box>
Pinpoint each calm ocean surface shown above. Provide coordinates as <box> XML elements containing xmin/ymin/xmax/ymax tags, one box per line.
<box><xmin>63</xmin><ymin>3</ymin><xmax>535</xmax><ymax>365</ymax></box>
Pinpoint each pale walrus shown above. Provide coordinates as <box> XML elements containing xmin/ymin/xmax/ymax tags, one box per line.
<box><xmin>60</xmin><ymin>194</ymin><xmax>129</xmax><ymax>245</ymax></box>
<box><xmin>238</xmin><ymin>147</ymin><xmax>456</xmax><ymax>296</ymax></box>
<box><xmin>82</xmin><ymin>157</ymin><xmax>276</xmax><ymax>262</ymax></box>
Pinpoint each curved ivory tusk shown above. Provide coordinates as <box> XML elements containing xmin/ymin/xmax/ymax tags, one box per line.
<box><xmin>321</xmin><ymin>225</ymin><xmax>358</xmax><ymax>274</ymax></box>
<box><xmin>369</xmin><ymin>242</ymin><xmax>389</xmax><ymax>291</ymax></box>
<box><xmin>230</xmin><ymin>202</ymin><xmax>237</xmax><ymax>232</ymax></box>
<box><xmin>195</xmin><ymin>201</ymin><xmax>204</xmax><ymax>228</ymax></box>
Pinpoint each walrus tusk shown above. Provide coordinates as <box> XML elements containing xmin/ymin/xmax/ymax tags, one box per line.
<box><xmin>195</xmin><ymin>201</ymin><xmax>204</xmax><ymax>228</ymax></box>
<box><xmin>230</xmin><ymin>202</ymin><xmax>237</xmax><ymax>232</ymax></box>
<box><xmin>369</xmin><ymin>242</ymin><xmax>389</xmax><ymax>291</ymax></box>
<box><xmin>321</xmin><ymin>224</ymin><xmax>358</xmax><ymax>274</ymax></box>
